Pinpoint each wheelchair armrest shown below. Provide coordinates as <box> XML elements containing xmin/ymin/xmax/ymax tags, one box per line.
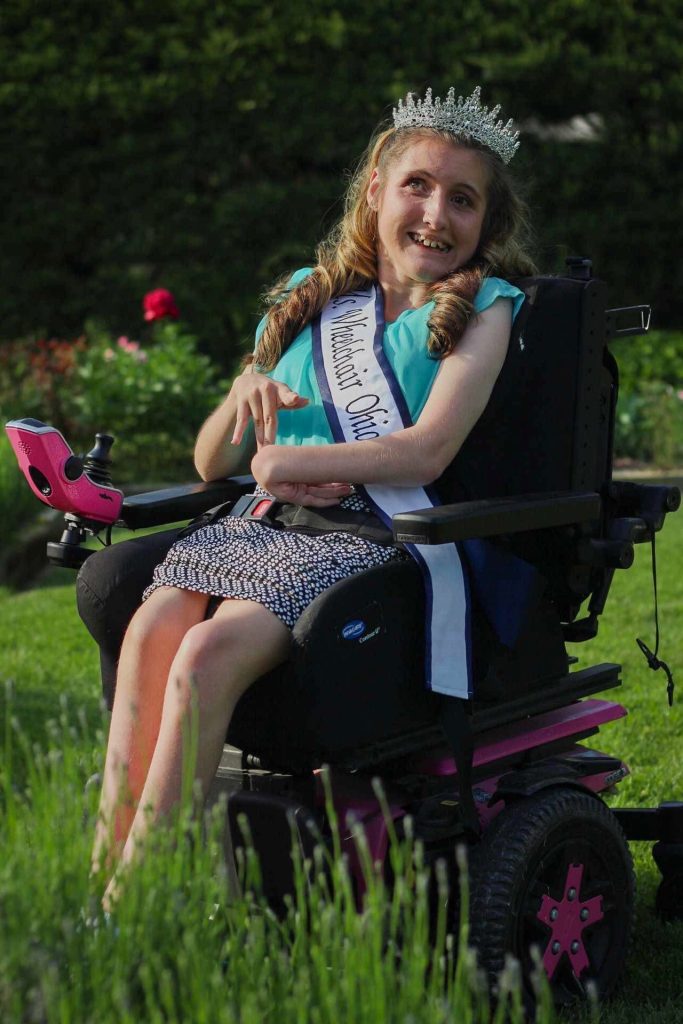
<box><xmin>392</xmin><ymin>490</ymin><xmax>601</xmax><ymax>545</ymax></box>
<box><xmin>118</xmin><ymin>476</ymin><xmax>255</xmax><ymax>530</ymax></box>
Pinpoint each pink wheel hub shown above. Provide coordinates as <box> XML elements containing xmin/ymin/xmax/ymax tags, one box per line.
<box><xmin>536</xmin><ymin>863</ymin><xmax>604</xmax><ymax>980</ymax></box>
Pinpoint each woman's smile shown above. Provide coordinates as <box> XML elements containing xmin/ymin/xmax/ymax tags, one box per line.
<box><xmin>408</xmin><ymin>231</ymin><xmax>452</xmax><ymax>253</ymax></box>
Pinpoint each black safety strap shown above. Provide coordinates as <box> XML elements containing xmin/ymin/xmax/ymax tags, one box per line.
<box><xmin>439</xmin><ymin>696</ymin><xmax>481</xmax><ymax>839</ymax></box>
<box><xmin>636</xmin><ymin>534</ymin><xmax>675</xmax><ymax>707</ymax></box>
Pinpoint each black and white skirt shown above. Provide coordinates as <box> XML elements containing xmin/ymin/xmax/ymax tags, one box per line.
<box><xmin>142</xmin><ymin>489</ymin><xmax>407</xmax><ymax>628</ymax></box>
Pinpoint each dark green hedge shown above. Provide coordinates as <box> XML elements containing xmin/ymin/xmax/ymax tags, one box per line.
<box><xmin>1</xmin><ymin>1</ymin><xmax>681</xmax><ymax>367</ymax></box>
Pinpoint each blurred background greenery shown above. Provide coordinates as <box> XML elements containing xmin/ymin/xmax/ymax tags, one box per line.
<box><xmin>0</xmin><ymin>0</ymin><xmax>682</xmax><ymax>482</ymax></box>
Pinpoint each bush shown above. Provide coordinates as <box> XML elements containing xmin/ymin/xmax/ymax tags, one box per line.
<box><xmin>613</xmin><ymin>329</ymin><xmax>683</xmax><ymax>394</ymax></box>
<box><xmin>615</xmin><ymin>382</ymin><xmax>683</xmax><ymax>468</ymax></box>
<box><xmin>0</xmin><ymin>322</ymin><xmax>231</xmax><ymax>484</ymax></box>
<box><xmin>612</xmin><ymin>330</ymin><xmax>683</xmax><ymax>467</ymax></box>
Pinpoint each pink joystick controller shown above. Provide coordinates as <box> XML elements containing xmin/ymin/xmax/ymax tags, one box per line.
<box><xmin>5</xmin><ymin>418</ymin><xmax>123</xmax><ymax>525</ymax></box>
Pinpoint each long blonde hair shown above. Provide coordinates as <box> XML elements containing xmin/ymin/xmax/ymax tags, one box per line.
<box><xmin>252</xmin><ymin>124</ymin><xmax>536</xmax><ymax>371</ymax></box>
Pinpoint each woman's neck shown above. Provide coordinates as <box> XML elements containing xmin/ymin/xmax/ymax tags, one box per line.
<box><xmin>381</xmin><ymin>280</ymin><xmax>431</xmax><ymax>323</ymax></box>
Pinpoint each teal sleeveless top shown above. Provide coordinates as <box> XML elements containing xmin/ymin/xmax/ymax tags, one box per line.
<box><xmin>255</xmin><ymin>269</ymin><xmax>525</xmax><ymax>447</ymax></box>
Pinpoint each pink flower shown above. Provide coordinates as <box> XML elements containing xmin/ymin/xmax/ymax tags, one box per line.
<box><xmin>104</xmin><ymin>347</ymin><xmax>116</xmax><ymax>362</ymax></box>
<box><xmin>143</xmin><ymin>288</ymin><xmax>179</xmax><ymax>322</ymax></box>
<box><xmin>117</xmin><ymin>336</ymin><xmax>140</xmax><ymax>353</ymax></box>
<box><xmin>116</xmin><ymin>336</ymin><xmax>147</xmax><ymax>361</ymax></box>
<box><xmin>677</xmin><ymin>389</ymin><xmax>683</xmax><ymax>402</ymax></box>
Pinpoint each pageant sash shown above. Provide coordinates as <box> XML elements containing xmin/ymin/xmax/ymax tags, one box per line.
<box><xmin>312</xmin><ymin>285</ymin><xmax>472</xmax><ymax>698</ymax></box>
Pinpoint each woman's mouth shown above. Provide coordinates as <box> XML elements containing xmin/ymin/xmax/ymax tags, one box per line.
<box><xmin>408</xmin><ymin>232</ymin><xmax>452</xmax><ymax>253</ymax></box>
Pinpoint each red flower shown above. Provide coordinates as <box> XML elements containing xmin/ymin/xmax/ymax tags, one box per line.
<box><xmin>143</xmin><ymin>288</ymin><xmax>179</xmax><ymax>322</ymax></box>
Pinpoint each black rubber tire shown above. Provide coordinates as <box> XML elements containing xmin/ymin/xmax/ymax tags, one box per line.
<box><xmin>469</xmin><ymin>786</ymin><xmax>635</xmax><ymax>1008</ymax></box>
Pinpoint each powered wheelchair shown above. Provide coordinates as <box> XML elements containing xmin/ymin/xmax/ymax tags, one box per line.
<box><xmin>6</xmin><ymin>257</ymin><xmax>683</xmax><ymax>1007</ymax></box>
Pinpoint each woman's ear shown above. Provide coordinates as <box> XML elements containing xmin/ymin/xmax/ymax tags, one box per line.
<box><xmin>366</xmin><ymin>168</ymin><xmax>381</xmax><ymax>210</ymax></box>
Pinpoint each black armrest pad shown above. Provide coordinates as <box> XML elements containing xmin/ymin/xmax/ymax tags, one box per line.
<box><xmin>119</xmin><ymin>476</ymin><xmax>255</xmax><ymax>530</ymax></box>
<box><xmin>392</xmin><ymin>491</ymin><xmax>601</xmax><ymax>544</ymax></box>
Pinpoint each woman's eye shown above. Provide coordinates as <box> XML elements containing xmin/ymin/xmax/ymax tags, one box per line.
<box><xmin>406</xmin><ymin>177</ymin><xmax>426</xmax><ymax>190</ymax></box>
<box><xmin>452</xmin><ymin>193</ymin><xmax>472</xmax><ymax>208</ymax></box>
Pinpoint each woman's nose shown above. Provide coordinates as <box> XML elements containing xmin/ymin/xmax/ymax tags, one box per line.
<box><xmin>422</xmin><ymin>190</ymin><xmax>447</xmax><ymax>229</ymax></box>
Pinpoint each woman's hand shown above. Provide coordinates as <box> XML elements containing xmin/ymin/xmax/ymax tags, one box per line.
<box><xmin>195</xmin><ymin>369</ymin><xmax>308</xmax><ymax>481</ymax></box>
<box><xmin>265</xmin><ymin>480</ymin><xmax>354</xmax><ymax>507</ymax></box>
<box><xmin>251</xmin><ymin>446</ymin><xmax>353</xmax><ymax>507</ymax></box>
<box><xmin>231</xmin><ymin>370</ymin><xmax>308</xmax><ymax>449</ymax></box>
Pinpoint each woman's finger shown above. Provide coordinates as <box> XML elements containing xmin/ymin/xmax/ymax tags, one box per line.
<box><xmin>262</xmin><ymin>386</ymin><xmax>279</xmax><ymax>446</ymax></box>
<box><xmin>231</xmin><ymin>399</ymin><xmax>251</xmax><ymax>446</ymax></box>
<box><xmin>305</xmin><ymin>483</ymin><xmax>353</xmax><ymax>498</ymax></box>
<box><xmin>248</xmin><ymin>392</ymin><xmax>265</xmax><ymax>448</ymax></box>
<box><xmin>278</xmin><ymin>383</ymin><xmax>309</xmax><ymax>409</ymax></box>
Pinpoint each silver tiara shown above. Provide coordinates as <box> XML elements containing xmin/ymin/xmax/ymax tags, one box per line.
<box><xmin>392</xmin><ymin>86</ymin><xmax>520</xmax><ymax>164</ymax></box>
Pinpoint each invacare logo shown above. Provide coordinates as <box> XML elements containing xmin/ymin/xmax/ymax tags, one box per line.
<box><xmin>341</xmin><ymin>619</ymin><xmax>366</xmax><ymax>641</ymax></box>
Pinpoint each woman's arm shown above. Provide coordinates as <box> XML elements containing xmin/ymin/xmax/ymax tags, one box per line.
<box><xmin>252</xmin><ymin>298</ymin><xmax>512</xmax><ymax>501</ymax></box>
<box><xmin>194</xmin><ymin>369</ymin><xmax>309</xmax><ymax>481</ymax></box>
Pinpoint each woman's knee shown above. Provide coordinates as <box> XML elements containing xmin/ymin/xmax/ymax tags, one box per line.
<box><xmin>168</xmin><ymin>604</ymin><xmax>289</xmax><ymax>708</ymax></box>
<box><xmin>170</xmin><ymin>618</ymin><xmax>244</xmax><ymax>700</ymax></box>
<box><xmin>122</xmin><ymin>588</ymin><xmax>209</xmax><ymax>657</ymax></box>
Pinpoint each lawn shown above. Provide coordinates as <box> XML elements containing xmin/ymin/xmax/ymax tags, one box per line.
<box><xmin>0</xmin><ymin>511</ymin><xmax>682</xmax><ymax>1023</ymax></box>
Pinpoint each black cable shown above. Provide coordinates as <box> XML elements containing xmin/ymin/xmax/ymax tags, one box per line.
<box><xmin>636</xmin><ymin>534</ymin><xmax>675</xmax><ymax>706</ymax></box>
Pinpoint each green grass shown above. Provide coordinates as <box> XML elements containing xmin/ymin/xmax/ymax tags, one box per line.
<box><xmin>0</xmin><ymin>706</ymin><xmax>539</xmax><ymax>1024</ymax></box>
<box><xmin>1</xmin><ymin>514</ymin><xmax>683</xmax><ymax>1022</ymax></box>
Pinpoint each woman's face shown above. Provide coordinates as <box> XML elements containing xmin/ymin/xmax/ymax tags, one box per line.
<box><xmin>367</xmin><ymin>136</ymin><xmax>489</xmax><ymax>294</ymax></box>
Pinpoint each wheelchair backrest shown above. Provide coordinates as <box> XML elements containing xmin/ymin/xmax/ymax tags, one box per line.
<box><xmin>435</xmin><ymin>263</ymin><xmax>620</xmax><ymax>629</ymax></box>
<box><xmin>438</xmin><ymin>266</ymin><xmax>615</xmax><ymax>504</ymax></box>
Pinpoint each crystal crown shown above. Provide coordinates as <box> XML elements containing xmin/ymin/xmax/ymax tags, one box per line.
<box><xmin>393</xmin><ymin>86</ymin><xmax>520</xmax><ymax>164</ymax></box>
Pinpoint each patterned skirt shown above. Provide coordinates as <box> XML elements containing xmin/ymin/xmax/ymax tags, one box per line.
<box><xmin>142</xmin><ymin>489</ymin><xmax>408</xmax><ymax>628</ymax></box>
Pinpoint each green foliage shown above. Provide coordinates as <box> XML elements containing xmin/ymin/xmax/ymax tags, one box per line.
<box><xmin>0</xmin><ymin>2</ymin><xmax>681</xmax><ymax>368</ymax></box>
<box><xmin>615</xmin><ymin>383</ymin><xmax>683</xmax><ymax>468</ymax></box>
<box><xmin>612</xmin><ymin>330</ymin><xmax>683</xmax><ymax>467</ymax></box>
<box><xmin>65</xmin><ymin>321</ymin><xmax>230</xmax><ymax>481</ymax></box>
<box><xmin>614</xmin><ymin>330</ymin><xmax>683</xmax><ymax>394</ymax></box>
<box><xmin>0</xmin><ymin>323</ymin><xmax>230</xmax><ymax>483</ymax></box>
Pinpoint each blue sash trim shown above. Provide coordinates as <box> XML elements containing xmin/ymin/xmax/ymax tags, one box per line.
<box><xmin>311</xmin><ymin>316</ymin><xmax>344</xmax><ymax>441</ymax></box>
<box><xmin>461</xmin><ymin>538</ymin><xmax>540</xmax><ymax>649</ymax></box>
<box><xmin>371</xmin><ymin>288</ymin><xmax>413</xmax><ymax>428</ymax></box>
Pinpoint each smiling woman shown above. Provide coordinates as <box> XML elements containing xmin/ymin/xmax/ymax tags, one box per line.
<box><xmin>90</xmin><ymin>86</ymin><xmax>538</xmax><ymax>911</ymax></box>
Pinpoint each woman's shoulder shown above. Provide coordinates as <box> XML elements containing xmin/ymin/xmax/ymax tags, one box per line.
<box><xmin>255</xmin><ymin>267</ymin><xmax>316</xmax><ymax>344</ymax></box>
<box><xmin>475</xmin><ymin>276</ymin><xmax>526</xmax><ymax>321</ymax></box>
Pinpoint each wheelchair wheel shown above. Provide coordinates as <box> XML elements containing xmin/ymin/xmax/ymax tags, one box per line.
<box><xmin>469</xmin><ymin>786</ymin><xmax>635</xmax><ymax>1007</ymax></box>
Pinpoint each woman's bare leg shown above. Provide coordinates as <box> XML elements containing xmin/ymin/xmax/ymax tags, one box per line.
<box><xmin>103</xmin><ymin>599</ymin><xmax>290</xmax><ymax>908</ymax></box>
<box><xmin>91</xmin><ymin>586</ymin><xmax>209</xmax><ymax>875</ymax></box>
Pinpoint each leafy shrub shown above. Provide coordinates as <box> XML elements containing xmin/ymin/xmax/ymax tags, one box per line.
<box><xmin>613</xmin><ymin>329</ymin><xmax>683</xmax><ymax>394</ymax></box>
<box><xmin>64</xmin><ymin>321</ymin><xmax>231</xmax><ymax>482</ymax></box>
<box><xmin>615</xmin><ymin>382</ymin><xmax>683</xmax><ymax>468</ymax></box>
<box><xmin>0</xmin><ymin>336</ymin><xmax>86</xmax><ymax>434</ymax></box>
<box><xmin>0</xmin><ymin>323</ymin><xmax>231</xmax><ymax>484</ymax></box>
<box><xmin>612</xmin><ymin>330</ymin><xmax>683</xmax><ymax>467</ymax></box>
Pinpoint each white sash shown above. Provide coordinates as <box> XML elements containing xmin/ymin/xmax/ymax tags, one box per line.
<box><xmin>312</xmin><ymin>285</ymin><xmax>472</xmax><ymax>698</ymax></box>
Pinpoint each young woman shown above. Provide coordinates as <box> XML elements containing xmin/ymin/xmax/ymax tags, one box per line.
<box><xmin>92</xmin><ymin>86</ymin><xmax>535</xmax><ymax>906</ymax></box>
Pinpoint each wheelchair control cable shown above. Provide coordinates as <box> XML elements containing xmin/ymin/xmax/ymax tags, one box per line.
<box><xmin>636</xmin><ymin>535</ymin><xmax>675</xmax><ymax>707</ymax></box>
